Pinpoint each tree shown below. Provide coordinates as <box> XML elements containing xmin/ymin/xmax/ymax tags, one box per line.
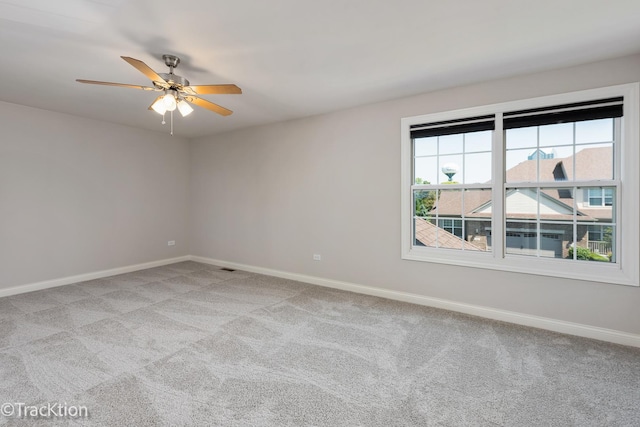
<box><xmin>414</xmin><ymin>178</ymin><xmax>436</xmax><ymax>217</ymax></box>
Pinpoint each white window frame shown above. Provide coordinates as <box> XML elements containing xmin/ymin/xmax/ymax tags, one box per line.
<box><xmin>401</xmin><ymin>83</ymin><xmax>639</xmax><ymax>286</ymax></box>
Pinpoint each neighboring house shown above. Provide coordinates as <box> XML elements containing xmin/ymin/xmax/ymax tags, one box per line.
<box><xmin>527</xmin><ymin>148</ymin><xmax>557</xmax><ymax>160</ymax></box>
<box><xmin>421</xmin><ymin>147</ymin><xmax>613</xmax><ymax>258</ymax></box>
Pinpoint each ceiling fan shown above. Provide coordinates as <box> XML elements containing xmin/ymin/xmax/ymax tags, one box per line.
<box><xmin>77</xmin><ymin>54</ymin><xmax>241</xmax><ymax>133</ymax></box>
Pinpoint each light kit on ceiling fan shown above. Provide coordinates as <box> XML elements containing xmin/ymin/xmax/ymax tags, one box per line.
<box><xmin>150</xmin><ymin>96</ymin><xmax>168</xmax><ymax>115</ymax></box>
<box><xmin>177</xmin><ymin>99</ymin><xmax>194</xmax><ymax>116</ymax></box>
<box><xmin>76</xmin><ymin>54</ymin><xmax>242</xmax><ymax>135</ymax></box>
<box><xmin>162</xmin><ymin>89</ymin><xmax>178</xmax><ymax>111</ymax></box>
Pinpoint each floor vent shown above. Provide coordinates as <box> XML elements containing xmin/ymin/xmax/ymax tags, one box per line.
<box><xmin>220</xmin><ymin>268</ymin><xmax>236</xmax><ymax>272</ymax></box>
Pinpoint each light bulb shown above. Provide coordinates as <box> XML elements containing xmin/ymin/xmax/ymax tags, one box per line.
<box><xmin>177</xmin><ymin>99</ymin><xmax>194</xmax><ymax>117</ymax></box>
<box><xmin>162</xmin><ymin>93</ymin><xmax>177</xmax><ymax>111</ymax></box>
<box><xmin>151</xmin><ymin>97</ymin><xmax>167</xmax><ymax>115</ymax></box>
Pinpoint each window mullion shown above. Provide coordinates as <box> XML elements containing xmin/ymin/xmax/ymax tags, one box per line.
<box><xmin>572</xmin><ymin>122</ymin><xmax>576</xmax><ymax>182</ymax></box>
<box><xmin>535</xmin><ymin>127</ymin><xmax>541</xmax><ymax>259</ymax></box>
<box><xmin>493</xmin><ymin>112</ymin><xmax>504</xmax><ymax>260</ymax></box>
<box><xmin>573</xmin><ymin>185</ymin><xmax>577</xmax><ymax>260</ymax></box>
<box><xmin>614</xmin><ymin>117</ymin><xmax>622</xmax><ymax>263</ymax></box>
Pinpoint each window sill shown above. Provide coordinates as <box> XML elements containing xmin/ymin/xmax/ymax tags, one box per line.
<box><xmin>402</xmin><ymin>246</ymin><xmax>637</xmax><ymax>287</ymax></box>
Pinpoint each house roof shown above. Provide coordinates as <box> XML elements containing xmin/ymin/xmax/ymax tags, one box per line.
<box><xmin>506</xmin><ymin>146</ymin><xmax>612</xmax><ymax>183</ymax></box>
<box><xmin>414</xmin><ymin>218</ymin><xmax>484</xmax><ymax>251</ymax></box>
<box><xmin>433</xmin><ymin>146</ymin><xmax>612</xmax><ymax>221</ymax></box>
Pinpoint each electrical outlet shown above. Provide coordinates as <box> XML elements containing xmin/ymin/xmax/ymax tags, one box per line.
<box><xmin>168</xmin><ymin>240</ymin><xmax>176</xmax><ymax>246</ymax></box>
<box><xmin>313</xmin><ymin>254</ymin><xmax>321</xmax><ymax>261</ymax></box>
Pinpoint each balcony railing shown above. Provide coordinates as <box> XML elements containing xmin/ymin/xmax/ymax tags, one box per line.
<box><xmin>588</xmin><ymin>241</ymin><xmax>611</xmax><ymax>254</ymax></box>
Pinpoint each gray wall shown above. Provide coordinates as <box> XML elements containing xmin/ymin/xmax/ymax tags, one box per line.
<box><xmin>0</xmin><ymin>102</ymin><xmax>190</xmax><ymax>289</ymax></box>
<box><xmin>189</xmin><ymin>54</ymin><xmax>640</xmax><ymax>335</ymax></box>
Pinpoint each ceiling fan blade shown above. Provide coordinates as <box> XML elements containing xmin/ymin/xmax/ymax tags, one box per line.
<box><xmin>188</xmin><ymin>84</ymin><xmax>242</xmax><ymax>95</ymax></box>
<box><xmin>120</xmin><ymin>56</ymin><xmax>167</xmax><ymax>85</ymax></box>
<box><xmin>184</xmin><ymin>96</ymin><xmax>233</xmax><ymax>116</ymax></box>
<box><xmin>76</xmin><ymin>79</ymin><xmax>158</xmax><ymax>91</ymax></box>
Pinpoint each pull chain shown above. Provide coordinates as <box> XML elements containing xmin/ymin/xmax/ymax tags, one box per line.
<box><xmin>170</xmin><ymin>110</ymin><xmax>174</xmax><ymax>136</ymax></box>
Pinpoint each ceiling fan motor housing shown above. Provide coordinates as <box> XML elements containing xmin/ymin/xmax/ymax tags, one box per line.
<box><xmin>156</xmin><ymin>73</ymin><xmax>190</xmax><ymax>89</ymax></box>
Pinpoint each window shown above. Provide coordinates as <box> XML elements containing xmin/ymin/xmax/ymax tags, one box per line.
<box><xmin>504</xmin><ymin>98</ymin><xmax>619</xmax><ymax>262</ymax></box>
<box><xmin>401</xmin><ymin>84</ymin><xmax>639</xmax><ymax>286</ymax></box>
<box><xmin>587</xmin><ymin>188</ymin><xmax>614</xmax><ymax>207</ymax></box>
<box><xmin>438</xmin><ymin>218</ymin><xmax>463</xmax><ymax>238</ymax></box>
<box><xmin>412</xmin><ymin>116</ymin><xmax>493</xmax><ymax>251</ymax></box>
<box><xmin>589</xmin><ymin>226</ymin><xmax>604</xmax><ymax>242</ymax></box>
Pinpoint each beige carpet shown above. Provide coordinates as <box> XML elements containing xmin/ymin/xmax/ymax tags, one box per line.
<box><xmin>0</xmin><ymin>261</ymin><xmax>638</xmax><ymax>426</ymax></box>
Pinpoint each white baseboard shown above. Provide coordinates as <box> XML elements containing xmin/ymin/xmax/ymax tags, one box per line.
<box><xmin>0</xmin><ymin>256</ymin><xmax>191</xmax><ymax>298</ymax></box>
<box><xmin>191</xmin><ymin>255</ymin><xmax>640</xmax><ymax>348</ymax></box>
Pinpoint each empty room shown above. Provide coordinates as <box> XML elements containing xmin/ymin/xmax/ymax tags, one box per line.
<box><xmin>1</xmin><ymin>0</ymin><xmax>640</xmax><ymax>425</ymax></box>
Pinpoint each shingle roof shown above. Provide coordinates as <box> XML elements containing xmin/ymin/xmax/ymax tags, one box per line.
<box><xmin>435</xmin><ymin>189</ymin><xmax>491</xmax><ymax>217</ymax></box>
<box><xmin>414</xmin><ymin>218</ymin><xmax>484</xmax><ymax>251</ymax></box>
<box><xmin>506</xmin><ymin>146</ymin><xmax>612</xmax><ymax>182</ymax></box>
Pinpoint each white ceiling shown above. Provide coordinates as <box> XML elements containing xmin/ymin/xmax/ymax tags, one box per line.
<box><xmin>1</xmin><ymin>0</ymin><xmax>640</xmax><ymax>138</ymax></box>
